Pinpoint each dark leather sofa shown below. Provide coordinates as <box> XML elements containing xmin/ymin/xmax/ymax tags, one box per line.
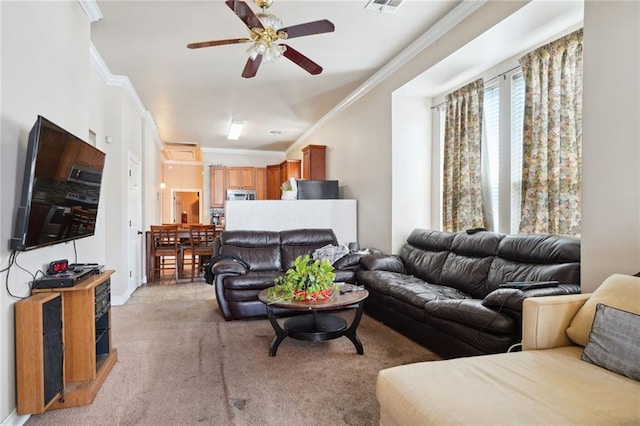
<box><xmin>205</xmin><ymin>228</ymin><xmax>360</xmax><ymax>320</ymax></box>
<box><xmin>356</xmin><ymin>229</ymin><xmax>580</xmax><ymax>359</ymax></box>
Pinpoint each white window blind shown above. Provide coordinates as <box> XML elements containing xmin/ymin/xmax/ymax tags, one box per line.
<box><xmin>483</xmin><ymin>83</ymin><xmax>500</xmax><ymax>230</ymax></box>
<box><xmin>510</xmin><ymin>73</ymin><xmax>525</xmax><ymax>233</ymax></box>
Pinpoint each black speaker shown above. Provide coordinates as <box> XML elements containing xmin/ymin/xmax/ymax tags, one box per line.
<box><xmin>42</xmin><ymin>296</ymin><xmax>63</xmax><ymax>404</ymax></box>
<box><xmin>15</xmin><ymin>292</ymin><xmax>64</xmax><ymax>414</ymax></box>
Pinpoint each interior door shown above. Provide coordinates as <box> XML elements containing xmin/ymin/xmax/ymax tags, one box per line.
<box><xmin>128</xmin><ymin>154</ymin><xmax>143</xmax><ymax>289</ymax></box>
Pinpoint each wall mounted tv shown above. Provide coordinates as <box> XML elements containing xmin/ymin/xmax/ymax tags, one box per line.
<box><xmin>10</xmin><ymin>116</ymin><xmax>106</xmax><ymax>251</ymax></box>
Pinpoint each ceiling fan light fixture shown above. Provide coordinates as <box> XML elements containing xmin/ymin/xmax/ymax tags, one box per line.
<box><xmin>257</xmin><ymin>12</ymin><xmax>283</xmax><ymax>30</ymax></box>
<box><xmin>227</xmin><ymin>120</ymin><xmax>244</xmax><ymax>140</ymax></box>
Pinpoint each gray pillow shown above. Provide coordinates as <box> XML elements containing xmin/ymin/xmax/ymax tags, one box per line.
<box><xmin>581</xmin><ymin>303</ymin><xmax>640</xmax><ymax>381</ymax></box>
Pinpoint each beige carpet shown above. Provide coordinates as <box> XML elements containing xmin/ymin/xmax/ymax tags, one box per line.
<box><xmin>26</xmin><ymin>282</ymin><xmax>439</xmax><ymax>425</ymax></box>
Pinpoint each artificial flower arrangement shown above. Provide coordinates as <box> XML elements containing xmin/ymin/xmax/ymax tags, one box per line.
<box><xmin>267</xmin><ymin>254</ymin><xmax>337</xmax><ymax>302</ymax></box>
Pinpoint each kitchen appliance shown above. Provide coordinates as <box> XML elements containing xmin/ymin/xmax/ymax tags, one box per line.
<box><xmin>226</xmin><ymin>189</ymin><xmax>256</xmax><ymax>201</ymax></box>
<box><xmin>296</xmin><ymin>180</ymin><xmax>339</xmax><ymax>199</ymax></box>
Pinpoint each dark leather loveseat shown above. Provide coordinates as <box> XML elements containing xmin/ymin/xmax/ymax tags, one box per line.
<box><xmin>356</xmin><ymin>229</ymin><xmax>580</xmax><ymax>358</ymax></box>
<box><xmin>205</xmin><ymin>228</ymin><xmax>360</xmax><ymax>320</ymax></box>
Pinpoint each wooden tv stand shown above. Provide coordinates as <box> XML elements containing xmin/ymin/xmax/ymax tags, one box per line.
<box><xmin>31</xmin><ymin>270</ymin><xmax>117</xmax><ymax>409</ymax></box>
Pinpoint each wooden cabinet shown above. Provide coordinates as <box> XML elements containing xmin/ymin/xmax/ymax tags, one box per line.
<box><xmin>210</xmin><ymin>166</ymin><xmax>226</xmax><ymax>207</ymax></box>
<box><xmin>31</xmin><ymin>271</ymin><xmax>118</xmax><ymax>410</ymax></box>
<box><xmin>302</xmin><ymin>145</ymin><xmax>326</xmax><ymax>180</ymax></box>
<box><xmin>15</xmin><ymin>293</ymin><xmax>64</xmax><ymax>414</ymax></box>
<box><xmin>255</xmin><ymin>167</ymin><xmax>267</xmax><ymax>200</ymax></box>
<box><xmin>266</xmin><ymin>164</ymin><xmax>281</xmax><ymax>200</ymax></box>
<box><xmin>226</xmin><ymin>167</ymin><xmax>256</xmax><ymax>189</ymax></box>
<box><xmin>266</xmin><ymin>160</ymin><xmax>301</xmax><ymax>200</ymax></box>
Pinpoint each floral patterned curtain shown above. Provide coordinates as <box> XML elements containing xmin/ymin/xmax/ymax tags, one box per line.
<box><xmin>518</xmin><ymin>29</ymin><xmax>583</xmax><ymax>236</ymax></box>
<box><xmin>442</xmin><ymin>79</ymin><xmax>487</xmax><ymax>232</ymax></box>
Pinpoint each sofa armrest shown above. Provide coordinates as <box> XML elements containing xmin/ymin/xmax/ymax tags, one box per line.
<box><xmin>522</xmin><ymin>293</ymin><xmax>591</xmax><ymax>350</ymax></box>
<box><xmin>359</xmin><ymin>254</ymin><xmax>406</xmax><ymax>274</ymax></box>
<box><xmin>482</xmin><ymin>284</ymin><xmax>581</xmax><ymax>312</ymax></box>
<box><xmin>212</xmin><ymin>259</ymin><xmax>248</xmax><ymax>275</ymax></box>
<box><xmin>332</xmin><ymin>253</ymin><xmax>362</xmax><ymax>270</ymax></box>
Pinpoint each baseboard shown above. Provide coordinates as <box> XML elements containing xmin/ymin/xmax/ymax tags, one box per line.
<box><xmin>1</xmin><ymin>409</ymin><xmax>29</xmax><ymax>426</ymax></box>
<box><xmin>111</xmin><ymin>287</ymin><xmax>134</xmax><ymax>306</ymax></box>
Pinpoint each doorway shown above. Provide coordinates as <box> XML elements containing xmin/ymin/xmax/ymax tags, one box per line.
<box><xmin>171</xmin><ymin>189</ymin><xmax>202</xmax><ymax>224</ymax></box>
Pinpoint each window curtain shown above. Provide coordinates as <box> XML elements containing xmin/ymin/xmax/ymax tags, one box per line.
<box><xmin>518</xmin><ymin>29</ymin><xmax>583</xmax><ymax>236</ymax></box>
<box><xmin>442</xmin><ymin>79</ymin><xmax>487</xmax><ymax>232</ymax></box>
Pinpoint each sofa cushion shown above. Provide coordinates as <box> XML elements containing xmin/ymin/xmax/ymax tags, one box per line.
<box><xmin>377</xmin><ymin>347</ymin><xmax>640</xmax><ymax>425</ymax></box>
<box><xmin>279</xmin><ymin>229</ymin><xmax>338</xmax><ymax>270</ymax></box>
<box><xmin>359</xmin><ymin>254</ymin><xmax>406</xmax><ymax>273</ymax></box>
<box><xmin>424</xmin><ymin>299</ymin><xmax>515</xmax><ymax>334</ymax></box>
<box><xmin>385</xmin><ymin>280</ymin><xmax>470</xmax><ymax>310</ymax></box>
<box><xmin>582</xmin><ymin>303</ymin><xmax>640</xmax><ymax>381</ymax></box>
<box><xmin>400</xmin><ymin>229</ymin><xmax>455</xmax><ymax>283</ymax></box>
<box><xmin>439</xmin><ymin>254</ymin><xmax>494</xmax><ymax>298</ymax></box>
<box><xmin>566</xmin><ymin>274</ymin><xmax>640</xmax><ymax>347</ymax></box>
<box><xmin>222</xmin><ymin>271</ymin><xmax>282</xmax><ymax>292</ymax></box>
<box><xmin>220</xmin><ymin>245</ymin><xmax>281</xmax><ymax>271</ymax></box>
<box><xmin>487</xmin><ymin>258</ymin><xmax>580</xmax><ymax>291</ymax></box>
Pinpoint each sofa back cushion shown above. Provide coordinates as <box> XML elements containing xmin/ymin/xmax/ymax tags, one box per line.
<box><xmin>487</xmin><ymin>234</ymin><xmax>580</xmax><ymax>291</ymax></box>
<box><xmin>219</xmin><ymin>230</ymin><xmax>281</xmax><ymax>271</ymax></box>
<box><xmin>279</xmin><ymin>229</ymin><xmax>338</xmax><ymax>270</ymax></box>
<box><xmin>439</xmin><ymin>232</ymin><xmax>504</xmax><ymax>298</ymax></box>
<box><xmin>400</xmin><ymin>229</ymin><xmax>456</xmax><ymax>283</ymax></box>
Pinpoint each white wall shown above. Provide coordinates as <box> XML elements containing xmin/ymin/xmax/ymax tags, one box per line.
<box><xmin>0</xmin><ymin>2</ymin><xmax>162</xmax><ymax>422</ymax></box>
<box><xmin>297</xmin><ymin>1</ymin><xmax>526</xmax><ymax>253</ymax></box>
<box><xmin>0</xmin><ymin>2</ymin><xmax>94</xmax><ymax>422</ymax></box>
<box><xmin>581</xmin><ymin>1</ymin><xmax>640</xmax><ymax>292</ymax></box>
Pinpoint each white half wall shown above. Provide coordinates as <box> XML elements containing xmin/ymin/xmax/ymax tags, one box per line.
<box><xmin>581</xmin><ymin>1</ymin><xmax>640</xmax><ymax>292</ymax></box>
<box><xmin>225</xmin><ymin>200</ymin><xmax>357</xmax><ymax>246</ymax></box>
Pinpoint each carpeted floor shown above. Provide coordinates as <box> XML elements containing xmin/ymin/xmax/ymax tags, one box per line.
<box><xmin>26</xmin><ymin>282</ymin><xmax>439</xmax><ymax>425</ymax></box>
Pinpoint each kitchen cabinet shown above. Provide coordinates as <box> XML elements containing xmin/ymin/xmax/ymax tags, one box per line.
<box><xmin>266</xmin><ymin>165</ymin><xmax>281</xmax><ymax>200</ymax></box>
<box><xmin>226</xmin><ymin>167</ymin><xmax>256</xmax><ymax>189</ymax></box>
<box><xmin>210</xmin><ymin>166</ymin><xmax>226</xmax><ymax>207</ymax></box>
<box><xmin>302</xmin><ymin>144</ymin><xmax>326</xmax><ymax>180</ymax></box>
<box><xmin>255</xmin><ymin>167</ymin><xmax>267</xmax><ymax>200</ymax></box>
<box><xmin>267</xmin><ymin>160</ymin><xmax>301</xmax><ymax>200</ymax></box>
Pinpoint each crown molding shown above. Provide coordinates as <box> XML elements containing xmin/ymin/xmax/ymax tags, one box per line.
<box><xmin>78</xmin><ymin>0</ymin><xmax>103</xmax><ymax>23</ymax></box>
<box><xmin>90</xmin><ymin>43</ymin><xmax>148</xmax><ymax>118</ymax></box>
<box><xmin>201</xmin><ymin>147</ymin><xmax>286</xmax><ymax>156</ymax></box>
<box><xmin>288</xmin><ymin>0</ymin><xmax>486</xmax><ymax>154</ymax></box>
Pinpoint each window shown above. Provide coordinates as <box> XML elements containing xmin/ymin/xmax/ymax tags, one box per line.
<box><xmin>436</xmin><ymin>69</ymin><xmax>525</xmax><ymax>233</ymax></box>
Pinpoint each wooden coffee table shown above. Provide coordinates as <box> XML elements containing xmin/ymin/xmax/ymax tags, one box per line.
<box><xmin>258</xmin><ymin>283</ymin><xmax>369</xmax><ymax>356</ymax></box>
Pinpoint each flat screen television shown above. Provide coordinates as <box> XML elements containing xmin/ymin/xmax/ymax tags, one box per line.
<box><xmin>10</xmin><ymin>116</ymin><xmax>106</xmax><ymax>251</ymax></box>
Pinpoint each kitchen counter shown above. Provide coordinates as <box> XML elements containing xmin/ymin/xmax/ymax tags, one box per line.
<box><xmin>224</xmin><ymin>199</ymin><xmax>357</xmax><ymax>245</ymax></box>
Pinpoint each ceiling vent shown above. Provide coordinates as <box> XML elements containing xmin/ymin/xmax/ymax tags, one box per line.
<box><xmin>365</xmin><ymin>0</ymin><xmax>405</xmax><ymax>13</ymax></box>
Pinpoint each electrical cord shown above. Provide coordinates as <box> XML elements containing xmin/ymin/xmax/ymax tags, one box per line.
<box><xmin>3</xmin><ymin>250</ymin><xmax>31</xmax><ymax>299</ymax></box>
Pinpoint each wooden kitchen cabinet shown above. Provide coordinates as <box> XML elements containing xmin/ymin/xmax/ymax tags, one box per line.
<box><xmin>266</xmin><ymin>164</ymin><xmax>281</xmax><ymax>200</ymax></box>
<box><xmin>210</xmin><ymin>166</ymin><xmax>226</xmax><ymax>207</ymax></box>
<box><xmin>302</xmin><ymin>145</ymin><xmax>326</xmax><ymax>180</ymax></box>
<box><xmin>255</xmin><ymin>167</ymin><xmax>267</xmax><ymax>200</ymax></box>
<box><xmin>226</xmin><ymin>167</ymin><xmax>256</xmax><ymax>189</ymax></box>
<box><xmin>266</xmin><ymin>160</ymin><xmax>301</xmax><ymax>199</ymax></box>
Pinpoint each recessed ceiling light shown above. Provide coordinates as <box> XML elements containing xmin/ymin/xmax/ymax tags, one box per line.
<box><xmin>269</xmin><ymin>130</ymin><xmax>282</xmax><ymax>135</ymax></box>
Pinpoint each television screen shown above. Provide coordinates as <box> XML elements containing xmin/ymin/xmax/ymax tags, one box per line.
<box><xmin>10</xmin><ymin>116</ymin><xmax>106</xmax><ymax>251</ymax></box>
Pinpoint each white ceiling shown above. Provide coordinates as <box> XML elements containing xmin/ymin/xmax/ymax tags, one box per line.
<box><xmin>91</xmin><ymin>0</ymin><xmax>461</xmax><ymax>151</ymax></box>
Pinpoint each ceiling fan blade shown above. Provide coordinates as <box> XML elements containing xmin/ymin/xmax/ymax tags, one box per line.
<box><xmin>187</xmin><ymin>38</ymin><xmax>251</xmax><ymax>49</ymax></box>
<box><xmin>225</xmin><ymin>0</ymin><xmax>264</xmax><ymax>29</ymax></box>
<box><xmin>241</xmin><ymin>55</ymin><xmax>263</xmax><ymax>79</ymax></box>
<box><xmin>281</xmin><ymin>44</ymin><xmax>323</xmax><ymax>75</ymax></box>
<box><xmin>281</xmin><ymin>19</ymin><xmax>335</xmax><ymax>39</ymax></box>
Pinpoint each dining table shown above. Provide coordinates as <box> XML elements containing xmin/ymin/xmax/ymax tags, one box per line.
<box><xmin>145</xmin><ymin>224</ymin><xmax>224</xmax><ymax>282</ymax></box>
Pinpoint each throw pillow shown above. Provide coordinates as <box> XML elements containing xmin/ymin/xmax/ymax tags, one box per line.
<box><xmin>566</xmin><ymin>274</ymin><xmax>640</xmax><ymax>347</ymax></box>
<box><xmin>582</xmin><ymin>303</ymin><xmax>640</xmax><ymax>381</ymax></box>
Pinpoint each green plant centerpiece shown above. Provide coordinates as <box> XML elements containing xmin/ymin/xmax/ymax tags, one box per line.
<box><xmin>267</xmin><ymin>254</ymin><xmax>337</xmax><ymax>302</ymax></box>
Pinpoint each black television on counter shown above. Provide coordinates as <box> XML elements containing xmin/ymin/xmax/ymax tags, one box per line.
<box><xmin>10</xmin><ymin>116</ymin><xmax>106</xmax><ymax>251</ymax></box>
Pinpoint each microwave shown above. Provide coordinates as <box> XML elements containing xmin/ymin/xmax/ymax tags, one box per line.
<box><xmin>226</xmin><ymin>189</ymin><xmax>256</xmax><ymax>201</ymax></box>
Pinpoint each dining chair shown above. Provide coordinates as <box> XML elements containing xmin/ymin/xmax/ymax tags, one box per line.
<box><xmin>188</xmin><ymin>224</ymin><xmax>216</xmax><ymax>282</ymax></box>
<box><xmin>150</xmin><ymin>225</ymin><xmax>182</xmax><ymax>282</ymax></box>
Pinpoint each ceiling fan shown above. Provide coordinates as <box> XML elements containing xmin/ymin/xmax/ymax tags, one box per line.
<box><xmin>187</xmin><ymin>0</ymin><xmax>335</xmax><ymax>78</ymax></box>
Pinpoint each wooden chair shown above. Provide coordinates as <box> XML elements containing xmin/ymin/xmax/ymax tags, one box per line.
<box><xmin>150</xmin><ymin>225</ymin><xmax>182</xmax><ymax>282</ymax></box>
<box><xmin>187</xmin><ymin>225</ymin><xmax>216</xmax><ymax>282</ymax></box>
